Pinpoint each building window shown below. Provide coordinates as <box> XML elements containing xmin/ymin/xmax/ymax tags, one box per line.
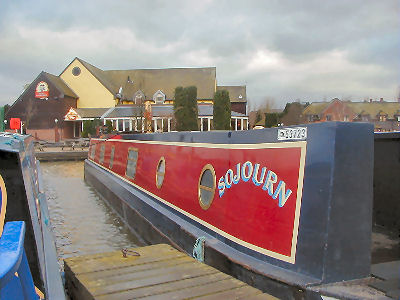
<box><xmin>198</xmin><ymin>164</ymin><xmax>216</xmax><ymax>210</ymax></box>
<box><xmin>72</xmin><ymin>67</ymin><xmax>81</xmax><ymax>76</ymax></box>
<box><xmin>89</xmin><ymin>144</ymin><xmax>96</xmax><ymax>160</ymax></box>
<box><xmin>109</xmin><ymin>146</ymin><xmax>115</xmax><ymax>169</ymax></box>
<box><xmin>134</xmin><ymin>90</ymin><xmax>145</xmax><ymax>105</ymax></box>
<box><xmin>362</xmin><ymin>115</ymin><xmax>369</xmax><ymax>122</ymax></box>
<box><xmin>344</xmin><ymin>115</ymin><xmax>349</xmax><ymax>122</ymax></box>
<box><xmin>156</xmin><ymin>157</ymin><xmax>166</xmax><ymax>189</ymax></box>
<box><xmin>153</xmin><ymin>90</ymin><xmax>166</xmax><ymax>104</ymax></box>
<box><xmin>124</xmin><ymin>119</ymin><xmax>130</xmax><ymax>132</ymax></box>
<box><xmin>326</xmin><ymin>115</ymin><xmax>332</xmax><ymax>121</ymax></box>
<box><xmin>379</xmin><ymin>115</ymin><xmax>387</xmax><ymax>122</ymax></box>
<box><xmin>126</xmin><ymin>148</ymin><xmax>138</xmax><ymax>179</ymax></box>
<box><xmin>99</xmin><ymin>144</ymin><xmax>105</xmax><ymax>164</ymax></box>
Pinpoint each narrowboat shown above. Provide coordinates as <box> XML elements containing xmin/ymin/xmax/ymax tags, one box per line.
<box><xmin>0</xmin><ymin>133</ymin><xmax>65</xmax><ymax>299</ymax></box>
<box><xmin>85</xmin><ymin>122</ymin><xmax>387</xmax><ymax>299</ymax></box>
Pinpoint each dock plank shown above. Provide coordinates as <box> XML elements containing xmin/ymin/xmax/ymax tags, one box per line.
<box><xmin>64</xmin><ymin>244</ymin><xmax>276</xmax><ymax>300</ymax></box>
<box><xmin>96</xmin><ymin>272</ymin><xmax>231</xmax><ymax>300</ymax></box>
<box><xmin>194</xmin><ymin>285</ymin><xmax>264</xmax><ymax>299</ymax></box>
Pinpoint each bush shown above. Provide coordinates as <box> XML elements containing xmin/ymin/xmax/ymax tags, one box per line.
<box><xmin>81</xmin><ymin>119</ymin><xmax>101</xmax><ymax>137</ymax></box>
<box><xmin>173</xmin><ymin>86</ymin><xmax>199</xmax><ymax>131</ymax></box>
<box><xmin>213</xmin><ymin>90</ymin><xmax>231</xmax><ymax>130</ymax></box>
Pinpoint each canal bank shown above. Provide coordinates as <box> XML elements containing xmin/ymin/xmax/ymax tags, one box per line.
<box><xmin>40</xmin><ymin>161</ymin><xmax>143</xmax><ymax>266</ymax></box>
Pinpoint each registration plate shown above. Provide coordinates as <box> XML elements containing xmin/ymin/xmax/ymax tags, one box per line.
<box><xmin>277</xmin><ymin>127</ymin><xmax>307</xmax><ymax>140</ymax></box>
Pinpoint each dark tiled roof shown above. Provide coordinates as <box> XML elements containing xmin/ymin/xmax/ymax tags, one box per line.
<box><xmin>347</xmin><ymin>102</ymin><xmax>400</xmax><ymax>118</ymax></box>
<box><xmin>302</xmin><ymin>102</ymin><xmax>330</xmax><ymax>115</ymax></box>
<box><xmin>44</xmin><ymin>72</ymin><xmax>78</xmax><ymax>98</ymax></box>
<box><xmin>197</xmin><ymin>105</ymin><xmax>246</xmax><ymax>117</ymax></box>
<box><xmin>104</xmin><ymin>67</ymin><xmax>217</xmax><ymax>101</ymax></box>
<box><xmin>75</xmin><ymin>108</ymin><xmax>109</xmax><ymax>118</ymax></box>
<box><xmin>217</xmin><ymin>86</ymin><xmax>247</xmax><ymax>103</ymax></box>
<box><xmin>103</xmin><ymin>105</ymin><xmax>247</xmax><ymax>118</ymax></box>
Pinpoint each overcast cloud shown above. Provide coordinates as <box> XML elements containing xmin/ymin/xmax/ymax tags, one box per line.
<box><xmin>0</xmin><ymin>0</ymin><xmax>398</xmax><ymax>108</ymax></box>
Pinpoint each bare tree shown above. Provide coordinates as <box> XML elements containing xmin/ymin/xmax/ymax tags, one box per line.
<box><xmin>259</xmin><ymin>97</ymin><xmax>276</xmax><ymax>113</ymax></box>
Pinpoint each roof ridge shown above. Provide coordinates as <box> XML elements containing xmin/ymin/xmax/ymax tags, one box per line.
<box><xmin>104</xmin><ymin>66</ymin><xmax>217</xmax><ymax>72</ymax></box>
<box><xmin>76</xmin><ymin>57</ymin><xmax>104</xmax><ymax>72</ymax></box>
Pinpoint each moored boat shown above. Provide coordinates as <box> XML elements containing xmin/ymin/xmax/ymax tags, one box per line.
<box><xmin>85</xmin><ymin>122</ymin><xmax>382</xmax><ymax>299</ymax></box>
<box><xmin>0</xmin><ymin>133</ymin><xmax>65</xmax><ymax>299</ymax></box>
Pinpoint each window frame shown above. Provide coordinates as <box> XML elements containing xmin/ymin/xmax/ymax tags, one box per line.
<box><xmin>90</xmin><ymin>144</ymin><xmax>96</xmax><ymax>160</ymax></box>
<box><xmin>109</xmin><ymin>146</ymin><xmax>115</xmax><ymax>169</ymax></box>
<box><xmin>198</xmin><ymin>164</ymin><xmax>216</xmax><ymax>210</ymax></box>
<box><xmin>125</xmin><ymin>147</ymin><xmax>139</xmax><ymax>180</ymax></box>
<box><xmin>153</xmin><ymin>90</ymin><xmax>166</xmax><ymax>104</ymax></box>
<box><xmin>134</xmin><ymin>90</ymin><xmax>145</xmax><ymax>105</ymax></box>
<box><xmin>99</xmin><ymin>144</ymin><xmax>105</xmax><ymax>164</ymax></box>
<box><xmin>155</xmin><ymin>156</ymin><xmax>166</xmax><ymax>189</ymax></box>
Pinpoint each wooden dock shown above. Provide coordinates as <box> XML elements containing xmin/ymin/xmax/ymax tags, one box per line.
<box><xmin>64</xmin><ymin>244</ymin><xmax>277</xmax><ymax>300</ymax></box>
<box><xmin>35</xmin><ymin>149</ymin><xmax>88</xmax><ymax>161</ymax></box>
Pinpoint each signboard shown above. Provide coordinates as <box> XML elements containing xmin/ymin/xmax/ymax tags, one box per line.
<box><xmin>64</xmin><ymin>108</ymin><xmax>80</xmax><ymax>121</ymax></box>
<box><xmin>35</xmin><ymin>81</ymin><xmax>49</xmax><ymax>99</ymax></box>
<box><xmin>10</xmin><ymin>118</ymin><xmax>21</xmax><ymax>130</ymax></box>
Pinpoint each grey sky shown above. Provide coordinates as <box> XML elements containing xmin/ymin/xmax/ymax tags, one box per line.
<box><xmin>0</xmin><ymin>0</ymin><xmax>398</xmax><ymax>108</ymax></box>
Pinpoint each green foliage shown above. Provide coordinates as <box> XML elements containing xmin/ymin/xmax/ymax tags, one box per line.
<box><xmin>173</xmin><ymin>86</ymin><xmax>199</xmax><ymax>131</ymax></box>
<box><xmin>0</xmin><ymin>106</ymin><xmax>4</xmax><ymax>131</ymax></box>
<box><xmin>81</xmin><ymin>119</ymin><xmax>101</xmax><ymax>137</ymax></box>
<box><xmin>105</xmin><ymin>120</ymin><xmax>113</xmax><ymax>133</ymax></box>
<box><xmin>213</xmin><ymin>90</ymin><xmax>231</xmax><ymax>130</ymax></box>
<box><xmin>265</xmin><ymin>113</ymin><xmax>281</xmax><ymax>128</ymax></box>
<box><xmin>3</xmin><ymin>104</ymin><xmax>10</xmax><ymax>115</ymax></box>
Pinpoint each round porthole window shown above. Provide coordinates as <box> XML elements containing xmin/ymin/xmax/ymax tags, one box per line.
<box><xmin>156</xmin><ymin>157</ymin><xmax>166</xmax><ymax>189</ymax></box>
<box><xmin>198</xmin><ymin>164</ymin><xmax>216</xmax><ymax>210</ymax></box>
<box><xmin>72</xmin><ymin>66</ymin><xmax>81</xmax><ymax>76</ymax></box>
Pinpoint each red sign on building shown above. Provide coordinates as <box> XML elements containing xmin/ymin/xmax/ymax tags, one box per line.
<box><xmin>35</xmin><ymin>81</ymin><xmax>49</xmax><ymax>99</ymax></box>
<box><xmin>10</xmin><ymin>118</ymin><xmax>21</xmax><ymax>130</ymax></box>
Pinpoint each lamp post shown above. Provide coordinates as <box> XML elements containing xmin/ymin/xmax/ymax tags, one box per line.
<box><xmin>54</xmin><ymin>118</ymin><xmax>59</xmax><ymax>142</ymax></box>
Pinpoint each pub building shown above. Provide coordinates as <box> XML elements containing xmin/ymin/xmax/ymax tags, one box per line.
<box><xmin>6</xmin><ymin>57</ymin><xmax>248</xmax><ymax>141</ymax></box>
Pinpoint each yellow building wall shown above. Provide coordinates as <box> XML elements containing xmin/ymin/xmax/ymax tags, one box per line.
<box><xmin>60</xmin><ymin>59</ymin><xmax>115</xmax><ymax>108</ymax></box>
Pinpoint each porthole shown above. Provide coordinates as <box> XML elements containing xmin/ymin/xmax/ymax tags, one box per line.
<box><xmin>156</xmin><ymin>157</ymin><xmax>166</xmax><ymax>189</ymax></box>
<box><xmin>198</xmin><ymin>164</ymin><xmax>216</xmax><ymax>210</ymax></box>
<box><xmin>72</xmin><ymin>66</ymin><xmax>81</xmax><ymax>76</ymax></box>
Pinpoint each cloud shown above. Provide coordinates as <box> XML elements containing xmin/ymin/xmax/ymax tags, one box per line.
<box><xmin>0</xmin><ymin>0</ymin><xmax>398</xmax><ymax>107</ymax></box>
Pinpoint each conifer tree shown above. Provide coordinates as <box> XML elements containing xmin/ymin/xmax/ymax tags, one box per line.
<box><xmin>213</xmin><ymin>90</ymin><xmax>231</xmax><ymax>130</ymax></box>
<box><xmin>173</xmin><ymin>86</ymin><xmax>199</xmax><ymax>131</ymax></box>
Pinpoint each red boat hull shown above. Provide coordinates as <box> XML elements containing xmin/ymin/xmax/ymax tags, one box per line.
<box><xmin>89</xmin><ymin>138</ymin><xmax>306</xmax><ymax>263</ymax></box>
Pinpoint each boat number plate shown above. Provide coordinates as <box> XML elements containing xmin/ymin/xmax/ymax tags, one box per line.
<box><xmin>277</xmin><ymin>127</ymin><xmax>307</xmax><ymax>140</ymax></box>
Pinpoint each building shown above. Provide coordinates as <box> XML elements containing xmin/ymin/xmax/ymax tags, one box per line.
<box><xmin>6</xmin><ymin>57</ymin><xmax>248</xmax><ymax>141</ymax></box>
<box><xmin>303</xmin><ymin>98</ymin><xmax>400</xmax><ymax>131</ymax></box>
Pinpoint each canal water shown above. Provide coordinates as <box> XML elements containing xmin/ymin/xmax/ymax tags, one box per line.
<box><xmin>40</xmin><ymin>161</ymin><xmax>142</xmax><ymax>266</ymax></box>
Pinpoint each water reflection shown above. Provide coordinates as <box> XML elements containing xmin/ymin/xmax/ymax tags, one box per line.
<box><xmin>41</xmin><ymin>161</ymin><xmax>142</xmax><ymax>265</ymax></box>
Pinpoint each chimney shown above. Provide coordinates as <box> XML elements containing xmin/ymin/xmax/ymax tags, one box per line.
<box><xmin>380</xmin><ymin>97</ymin><xmax>383</xmax><ymax>102</ymax></box>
